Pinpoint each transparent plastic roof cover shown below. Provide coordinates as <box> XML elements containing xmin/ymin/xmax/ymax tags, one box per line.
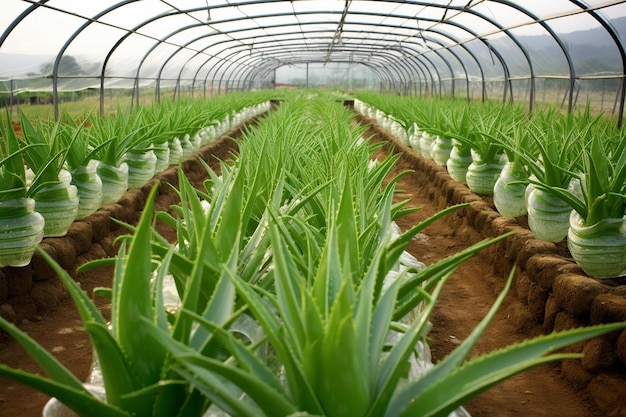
<box><xmin>0</xmin><ymin>0</ymin><xmax>624</xmax><ymax>100</ymax></box>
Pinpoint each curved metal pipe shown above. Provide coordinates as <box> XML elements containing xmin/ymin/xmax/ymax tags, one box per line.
<box><xmin>218</xmin><ymin>45</ymin><xmax>405</xmax><ymax>91</ymax></box>
<box><xmin>198</xmin><ymin>37</ymin><xmax>415</xmax><ymax>92</ymax></box>
<box><xmin>158</xmin><ymin>22</ymin><xmax>457</xmax><ymax>97</ymax></box>
<box><xmin>492</xmin><ymin>0</ymin><xmax>575</xmax><ymax>113</ymax></box>
<box><xmin>94</xmin><ymin>4</ymin><xmax>523</xmax><ymax>106</ymax></box>
<box><xmin>221</xmin><ymin>47</ymin><xmax>401</xmax><ymax>91</ymax></box>
<box><xmin>50</xmin><ymin>1</ymin><xmax>138</xmax><ymax>119</ymax></box>
<box><xmin>568</xmin><ymin>0</ymin><xmax>626</xmax><ymax>126</ymax></box>
<box><xmin>7</xmin><ymin>0</ymin><xmax>620</xmax><ymax>118</ymax></box>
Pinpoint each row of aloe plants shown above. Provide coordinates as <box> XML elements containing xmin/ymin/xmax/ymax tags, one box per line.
<box><xmin>354</xmin><ymin>93</ymin><xmax>626</xmax><ymax>279</ymax></box>
<box><xmin>0</xmin><ymin>92</ymin><xmax>273</xmax><ymax>268</ymax></box>
<box><xmin>1</xmin><ymin>90</ymin><xmax>624</xmax><ymax>417</ymax></box>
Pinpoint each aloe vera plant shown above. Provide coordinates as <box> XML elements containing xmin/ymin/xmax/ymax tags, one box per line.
<box><xmin>0</xmin><ymin>112</ymin><xmax>45</xmax><ymax>266</ymax></box>
<box><xmin>0</xmin><ymin>177</ymin><xmax>250</xmax><ymax>416</ymax></box>
<box><xmin>501</xmin><ymin>109</ymin><xmax>588</xmax><ymax>242</ymax></box>
<box><xmin>407</xmin><ymin>122</ymin><xmax>424</xmax><ymax>154</ymax></box>
<box><xmin>426</xmin><ymin>107</ymin><xmax>455</xmax><ymax>166</ymax></box>
<box><xmin>461</xmin><ymin>108</ymin><xmax>513</xmax><ymax>195</ymax></box>
<box><xmin>492</xmin><ymin>120</ymin><xmax>534</xmax><ymax>218</ymax></box>
<box><xmin>2</xmin><ymin>91</ymin><xmax>624</xmax><ymax>417</ymax></box>
<box><xmin>0</xmin><ymin>185</ymin><xmax>166</xmax><ymax>416</ymax></box>
<box><xmin>18</xmin><ymin>113</ymin><xmax>79</xmax><ymax>236</ymax></box>
<box><xmin>159</xmin><ymin>99</ymin><xmax>218</xmax><ymax>162</ymax></box>
<box><xmin>142</xmin><ymin>94</ymin><xmax>626</xmax><ymax>417</ymax></box>
<box><xmin>56</xmin><ymin>112</ymin><xmax>105</xmax><ymax>219</ymax></box>
<box><xmin>0</xmin><ymin>113</ymin><xmax>39</xmax><ymax>203</ymax></box>
<box><xmin>427</xmin><ymin>106</ymin><xmax>473</xmax><ymax>184</ymax></box>
<box><xmin>87</xmin><ymin>109</ymin><xmax>133</xmax><ymax>205</ymax></box>
<box><xmin>529</xmin><ymin>120</ymin><xmax>626</xmax><ymax>277</ymax></box>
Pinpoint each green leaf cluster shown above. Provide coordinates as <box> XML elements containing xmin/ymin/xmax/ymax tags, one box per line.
<box><xmin>0</xmin><ymin>111</ymin><xmax>34</xmax><ymax>200</ymax></box>
<box><xmin>1</xmin><ymin>90</ymin><xmax>624</xmax><ymax>417</ymax></box>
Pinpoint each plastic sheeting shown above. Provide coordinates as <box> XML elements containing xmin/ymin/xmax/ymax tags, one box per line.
<box><xmin>1</xmin><ymin>1</ymin><xmax>625</xmax><ymax>120</ymax></box>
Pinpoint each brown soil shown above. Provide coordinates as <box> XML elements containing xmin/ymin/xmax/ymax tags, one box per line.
<box><xmin>0</xmin><ymin>115</ymin><xmax>612</xmax><ymax>417</ymax></box>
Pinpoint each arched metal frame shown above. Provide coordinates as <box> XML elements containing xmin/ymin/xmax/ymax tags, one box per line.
<box><xmin>136</xmin><ymin>13</ymin><xmax>507</xmax><ymax>103</ymax></box>
<box><xmin>116</xmin><ymin>9</ymin><xmax>510</xmax><ymax>100</ymax></box>
<box><xmin>122</xmin><ymin>10</ymin><xmax>466</xmax><ymax>102</ymax></box>
<box><xmin>118</xmin><ymin>3</ymin><xmax>533</xmax><ymax>108</ymax></box>
<box><xmin>5</xmin><ymin>3</ymin><xmax>520</xmax><ymax>102</ymax></box>
<box><xmin>1</xmin><ymin>0</ymin><xmax>624</xmax><ymax>125</ymax></box>
<box><xmin>51</xmin><ymin>1</ymin><xmax>139</xmax><ymax>119</ymax></box>
<box><xmin>225</xmin><ymin>45</ymin><xmax>415</xmax><ymax>93</ymax></box>
<box><xmin>211</xmin><ymin>35</ymin><xmax>437</xmax><ymax>94</ymax></box>
<box><xmin>569</xmin><ymin>0</ymin><xmax>626</xmax><ymax>126</ymax></box>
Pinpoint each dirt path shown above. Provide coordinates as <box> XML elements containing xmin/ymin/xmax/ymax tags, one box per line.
<box><xmin>0</xmin><ymin>118</ymin><xmax>604</xmax><ymax>417</ymax></box>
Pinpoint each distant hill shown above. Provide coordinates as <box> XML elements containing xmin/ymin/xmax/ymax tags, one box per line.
<box><xmin>562</xmin><ymin>16</ymin><xmax>626</xmax><ymax>46</ymax></box>
<box><xmin>0</xmin><ymin>53</ymin><xmax>54</xmax><ymax>78</ymax></box>
<box><xmin>526</xmin><ymin>15</ymin><xmax>626</xmax><ymax>75</ymax></box>
<box><xmin>1</xmin><ymin>16</ymin><xmax>624</xmax><ymax>79</ymax></box>
<box><xmin>469</xmin><ymin>16</ymin><xmax>626</xmax><ymax>76</ymax></box>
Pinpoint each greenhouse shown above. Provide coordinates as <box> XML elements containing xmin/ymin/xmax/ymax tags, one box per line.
<box><xmin>2</xmin><ymin>1</ymin><xmax>626</xmax><ymax>121</ymax></box>
<box><xmin>1</xmin><ymin>1</ymin><xmax>626</xmax><ymax>417</ymax></box>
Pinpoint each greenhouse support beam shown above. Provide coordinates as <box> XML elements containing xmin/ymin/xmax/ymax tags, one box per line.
<box><xmin>568</xmin><ymin>0</ymin><xmax>626</xmax><ymax>127</ymax></box>
<box><xmin>348</xmin><ymin>6</ymin><xmax>531</xmax><ymax>109</ymax></box>
<box><xmin>494</xmin><ymin>1</ymin><xmax>576</xmax><ymax>115</ymax></box>
<box><xmin>130</xmin><ymin>9</ymin><xmax>482</xmax><ymax>101</ymax></box>
<box><xmin>186</xmin><ymin>34</ymin><xmax>411</xmax><ymax>94</ymax></box>
<box><xmin>205</xmin><ymin>43</ymin><xmax>406</xmax><ymax>93</ymax></box>
<box><xmin>237</xmin><ymin>52</ymin><xmax>401</xmax><ymax>92</ymax></box>
<box><xmin>0</xmin><ymin>1</ymin><xmax>50</xmax><ymax>49</ymax></box>
<box><xmin>383</xmin><ymin>24</ymin><xmax>496</xmax><ymax>101</ymax></box>
<box><xmin>89</xmin><ymin>6</ymin><xmax>507</xmax><ymax>105</ymax></box>
<box><xmin>51</xmin><ymin>1</ymin><xmax>138</xmax><ymax>120</ymax></box>
<box><xmin>426</xmin><ymin>27</ymin><xmax>506</xmax><ymax>104</ymax></box>
<box><xmin>206</xmin><ymin>31</ymin><xmax>427</xmax><ymax>92</ymax></box>
<box><xmin>413</xmin><ymin>37</ymin><xmax>472</xmax><ymax>101</ymax></box>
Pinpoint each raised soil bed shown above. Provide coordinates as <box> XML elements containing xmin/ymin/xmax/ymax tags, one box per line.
<box><xmin>355</xmin><ymin>112</ymin><xmax>626</xmax><ymax>417</ymax></box>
